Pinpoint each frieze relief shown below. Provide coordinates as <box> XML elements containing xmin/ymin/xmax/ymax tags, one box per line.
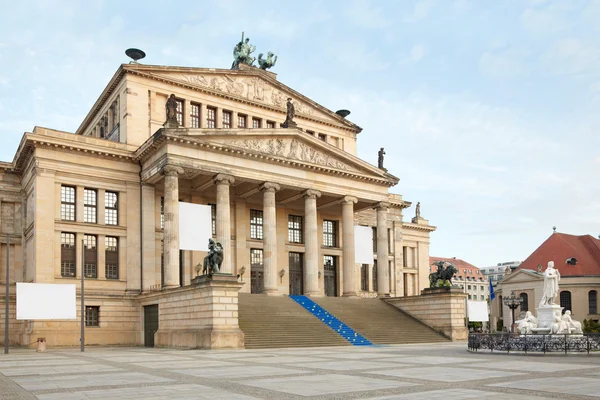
<box><xmin>226</xmin><ymin>138</ymin><xmax>357</xmax><ymax>172</ymax></box>
<box><xmin>178</xmin><ymin>74</ymin><xmax>316</xmax><ymax>117</ymax></box>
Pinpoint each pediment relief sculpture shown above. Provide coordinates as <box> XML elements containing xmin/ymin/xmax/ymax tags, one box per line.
<box><xmin>224</xmin><ymin>138</ymin><xmax>359</xmax><ymax>172</ymax></box>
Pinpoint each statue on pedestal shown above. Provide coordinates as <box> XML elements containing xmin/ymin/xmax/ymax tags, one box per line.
<box><xmin>539</xmin><ymin>261</ymin><xmax>560</xmax><ymax>307</ymax></box>
<box><xmin>258</xmin><ymin>51</ymin><xmax>277</xmax><ymax>70</ymax></box>
<box><xmin>516</xmin><ymin>311</ymin><xmax>538</xmax><ymax>334</ymax></box>
<box><xmin>561</xmin><ymin>310</ymin><xmax>583</xmax><ymax>334</ymax></box>
<box><xmin>378</xmin><ymin>148</ymin><xmax>386</xmax><ymax>170</ymax></box>
<box><xmin>232</xmin><ymin>32</ymin><xmax>257</xmax><ymax>69</ymax></box>
<box><xmin>280</xmin><ymin>98</ymin><xmax>297</xmax><ymax>128</ymax></box>
<box><xmin>429</xmin><ymin>261</ymin><xmax>458</xmax><ymax>288</ymax></box>
<box><xmin>200</xmin><ymin>238</ymin><xmax>224</xmax><ymax>275</ymax></box>
<box><xmin>416</xmin><ymin>202</ymin><xmax>421</xmax><ymax>219</ymax></box>
<box><xmin>164</xmin><ymin>94</ymin><xmax>179</xmax><ymax>127</ymax></box>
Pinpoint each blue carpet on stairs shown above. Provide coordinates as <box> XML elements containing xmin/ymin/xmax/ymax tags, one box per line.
<box><xmin>289</xmin><ymin>295</ymin><xmax>372</xmax><ymax>346</ymax></box>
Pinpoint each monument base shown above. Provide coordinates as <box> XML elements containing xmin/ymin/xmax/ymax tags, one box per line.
<box><xmin>536</xmin><ymin>304</ymin><xmax>562</xmax><ymax>330</ymax></box>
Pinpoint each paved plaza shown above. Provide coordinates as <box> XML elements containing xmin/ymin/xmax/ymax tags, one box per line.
<box><xmin>0</xmin><ymin>342</ymin><xmax>599</xmax><ymax>399</ymax></box>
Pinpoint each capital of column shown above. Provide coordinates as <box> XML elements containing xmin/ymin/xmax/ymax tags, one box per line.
<box><xmin>304</xmin><ymin>189</ymin><xmax>322</xmax><ymax>200</ymax></box>
<box><xmin>374</xmin><ymin>201</ymin><xmax>390</xmax><ymax>211</ymax></box>
<box><xmin>342</xmin><ymin>196</ymin><xmax>358</xmax><ymax>205</ymax></box>
<box><xmin>213</xmin><ymin>173</ymin><xmax>235</xmax><ymax>186</ymax></box>
<box><xmin>259</xmin><ymin>182</ymin><xmax>280</xmax><ymax>193</ymax></box>
<box><xmin>162</xmin><ymin>165</ymin><xmax>184</xmax><ymax>177</ymax></box>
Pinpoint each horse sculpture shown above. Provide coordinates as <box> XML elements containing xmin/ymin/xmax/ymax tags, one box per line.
<box><xmin>201</xmin><ymin>238</ymin><xmax>224</xmax><ymax>275</ymax></box>
<box><xmin>258</xmin><ymin>51</ymin><xmax>277</xmax><ymax>70</ymax></box>
<box><xmin>429</xmin><ymin>261</ymin><xmax>458</xmax><ymax>288</ymax></box>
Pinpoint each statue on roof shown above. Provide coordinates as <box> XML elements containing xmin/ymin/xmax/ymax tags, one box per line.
<box><xmin>232</xmin><ymin>32</ymin><xmax>257</xmax><ymax>69</ymax></box>
<box><xmin>164</xmin><ymin>94</ymin><xmax>179</xmax><ymax>127</ymax></box>
<box><xmin>258</xmin><ymin>51</ymin><xmax>277</xmax><ymax>70</ymax></box>
<box><xmin>378</xmin><ymin>147</ymin><xmax>386</xmax><ymax>170</ymax></box>
<box><xmin>280</xmin><ymin>98</ymin><xmax>297</xmax><ymax>128</ymax></box>
<box><xmin>415</xmin><ymin>202</ymin><xmax>421</xmax><ymax>218</ymax></box>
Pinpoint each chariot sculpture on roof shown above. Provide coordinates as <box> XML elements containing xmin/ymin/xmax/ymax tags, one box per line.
<box><xmin>231</xmin><ymin>32</ymin><xmax>277</xmax><ymax>70</ymax></box>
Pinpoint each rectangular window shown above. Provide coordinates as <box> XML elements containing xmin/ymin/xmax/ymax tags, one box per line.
<box><xmin>61</xmin><ymin>185</ymin><xmax>76</xmax><ymax>221</ymax></box>
<box><xmin>105</xmin><ymin>191</ymin><xmax>118</xmax><ymax>225</ymax></box>
<box><xmin>105</xmin><ymin>236</ymin><xmax>119</xmax><ymax>279</ymax></box>
<box><xmin>250</xmin><ymin>248</ymin><xmax>263</xmax><ymax>266</ymax></box>
<box><xmin>83</xmin><ymin>188</ymin><xmax>97</xmax><ymax>223</ymax></box>
<box><xmin>60</xmin><ymin>232</ymin><xmax>76</xmax><ymax>277</ymax></box>
<box><xmin>206</xmin><ymin>106</ymin><xmax>216</xmax><ymax>128</ymax></box>
<box><xmin>266</xmin><ymin>120</ymin><xmax>275</xmax><ymax>129</ymax></box>
<box><xmin>252</xmin><ymin>118</ymin><xmax>261</xmax><ymax>128</ymax></box>
<box><xmin>190</xmin><ymin>103</ymin><xmax>200</xmax><ymax>128</ymax></box>
<box><xmin>323</xmin><ymin>220</ymin><xmax>337</xmax><ymax>247</ymax></box>
<box><xmin>238</xmin><ymin>114</ymin><xmax>247</xmax><ymax>128</ymax></box>
<box><xmin>372</xmin><ymin>227</ymin><xmax>377</xmax><ymax>252</ymax></box>
<box><xmin>175</xmin><ymin>99</ymin><xmax>184</xmax><ymax>126</ymax></box>
<box><xmin>250</xmin><ymin>209</ymin><xmax>263</xmax><ymax>240</ymax></box>
<box><xmin>318</xmin><ymin>133</ymin><xmax>326</xmax><ymax>141</ymax></box>
<box><xmin>590</xmin><ymin>290</ymin><xmax>598</xmax><ymax>314</ymax></box>
<box><xmin>222</xmin><ymin>111</ymin><xmax>232</xmax><ymax>128</ymax></box>
<box><xmin>83</xmin><ymin>234</ymin><xmax>97</xmax><ymax>278</ymax></box>
<box><xmin>288</xmin><ymin>215</ymin><xmax>303</xmax><ymax>243</ymax></box>
<box><xmin>209</xmin><ymin>203</ymin><xmax>216</xmax><ymax>236</ymax></box>
<box><xmin>85</xmin><ymin>306</ymin><xmax>99</xmax><ymax>327</ymax></box>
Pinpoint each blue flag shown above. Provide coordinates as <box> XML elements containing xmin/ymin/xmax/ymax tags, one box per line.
<box><xmin>489</xmin><ymin>278</ymin><xmax>495</xmax><ymax>301</ymax></box>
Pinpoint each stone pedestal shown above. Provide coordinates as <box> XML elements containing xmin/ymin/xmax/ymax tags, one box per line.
<box><xmin>153</xmin><ymin>274</ymin><xmax>244</xmax><ymax>349</ymax></box>
<box><xmin>536</xmin><ymin>304</ymin><xmax>562</xmax><ymax>330</ymax></box>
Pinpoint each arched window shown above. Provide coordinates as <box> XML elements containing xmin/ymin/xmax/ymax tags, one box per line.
<box><xmin>519</xmin><ymin>293</ymin><xmax>528</xmax><ymax>312</ymax></box>
<box><xmin>560</xmin><ymin>291</ymin><xmax>572</xmax><ymax>313</ymax></box>
<box><xmin>589</xmin><ymin>290</ymin><xmax>598</xmax><ymax>315</ymax></box>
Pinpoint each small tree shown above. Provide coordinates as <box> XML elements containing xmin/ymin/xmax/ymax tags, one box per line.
<box><xmin>583</xmin><ymin>319</ymin><xmax>600</xmax><ymax>333</ymax></box>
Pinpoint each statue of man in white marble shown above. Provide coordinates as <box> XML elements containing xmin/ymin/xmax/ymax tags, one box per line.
<box><xmin>539</xmin><ymin>261</ymin><xmax>560</xmax><ymax>307</ymax></box>
<box><xmin>516</xmin><ymin>311</ymin><xmax>538</xmax><ymax>334</ymax></box>
<box><xmin>561</xmin><ymin>310</ymin><xmax>583</xmax><ymax>334</ymax></box>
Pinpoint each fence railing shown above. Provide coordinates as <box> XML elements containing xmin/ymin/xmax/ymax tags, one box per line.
<box><xmin>468</xmin><ymin>333</ymin><xmax>600</xmax><ymax>354</ymax></box>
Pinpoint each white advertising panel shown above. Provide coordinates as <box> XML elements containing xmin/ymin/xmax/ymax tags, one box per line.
<box><xmin>354</xmin><ymin>225</ymin><xmax>375</xmax><ymax>264</ymax></box>
<box><xmin>179</xmin><ymin>202</ymin><xmax>212</xmax><ymax>252</ymax></box>
<box><xmin>467</xmin><ymin>300</ymin><xmax>489</xmax><ymax>322</ymax></box>
<box><xmin>16</xmin><ymin>283</ymin><xmax>76</xmax><ymax>320</ymax></box>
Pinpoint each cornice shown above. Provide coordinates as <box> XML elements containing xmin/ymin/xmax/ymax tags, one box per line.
<box><xmin>401</xmin><ymin>221</ymin><xmax>437</xmax><ymax>232</ymax></box>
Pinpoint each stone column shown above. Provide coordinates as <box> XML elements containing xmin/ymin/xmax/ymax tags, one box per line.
<box><xmin>215</xmin><ymin>174</ymin><xmax>235</xmax><ymax>274</ymax></box>
<box><xmin>376</xmin><ymin>202</ymin><xmax>390</xmax><ymax>296</ymax></box>
<box><xmin>304</xmin><ymin>189</ymin><xmax>321</xmax><ymax>296</ymax></box>
<box><xmin>162</xmin><ymin>165</ymin><xmax>184</xmax><ymax>288</ymax></box>
<box><xmin>260</xmin><ymin>182</ymin><xmax>280</xmax><ymax>294</ymax></box>
<box><xmin>342</xmin><ymin>196</ymin><xmax>358</xmax><ymax>296</ymax></box>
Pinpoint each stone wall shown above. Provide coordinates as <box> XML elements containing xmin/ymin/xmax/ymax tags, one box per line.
<box><xmin>384</xmin><ymin>288</ymin><xmax>468</xmax><ymax>340</ymax></box>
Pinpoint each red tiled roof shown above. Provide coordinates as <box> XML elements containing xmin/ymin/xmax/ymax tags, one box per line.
<box><xmin>517</xmin><ymin>233</ymin><xmax>600</xmax><ymax>277</ymax></box>
<box><xmin>430</xmin><ymin>256</ymin><xmax>484</xmax><ymax>280</ymax></box>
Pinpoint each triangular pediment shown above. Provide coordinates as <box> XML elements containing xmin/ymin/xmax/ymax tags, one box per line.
<box><xmin>501</xmin><ymin>269</ymin><xmax>542</xmax><ymax>284</ymax></box>
<box><xmin>125</xmin><ymin>64</ymin><xmax>359</xmax><ymax>130</ymax></box>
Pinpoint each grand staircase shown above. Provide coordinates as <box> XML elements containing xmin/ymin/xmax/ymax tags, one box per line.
<box><xmin>238</xmin><ymin>294</ymin><xmax>349</xmax><ymax>349</ymax></box>
<box><xmin>239</xmin><ymin>294</ymin><xmax>449</xmax><ymax>349</ymax></box>
<box><xmin>313</xmin><ymin>297</ymin><xmax>450</xmax><ymax>344</ymax></box>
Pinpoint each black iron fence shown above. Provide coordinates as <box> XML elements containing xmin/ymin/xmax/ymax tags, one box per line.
<box><xmin>468</xmin><ymin>333</ymin><xmax>600</xmax><ymax>354</ymax></box>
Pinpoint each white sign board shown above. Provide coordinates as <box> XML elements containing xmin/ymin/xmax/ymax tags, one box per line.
<box><xmin>467</xmin><ymin>300</ymin><xmax>489</xmax><ymax>322</ymax></box>
<box><xmin>354</xmin><ymin>225</ymin><xmax>375</xmax><ymax>264</ymax></box>
<box><xmin>16</xmin><ymin>283</ymin><xmax>76</xmax><ymax>320</ymax></box>
<box><xmin>179</xmin><ymin>202</ymin><xmax>212</xmax><ymax>252</ymax></box>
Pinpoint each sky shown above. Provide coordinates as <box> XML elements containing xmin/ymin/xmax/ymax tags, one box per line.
<box><xmin>0</xmin><ymin>0</ymin><xmax>599</xmax><ymax>268</ymax></box>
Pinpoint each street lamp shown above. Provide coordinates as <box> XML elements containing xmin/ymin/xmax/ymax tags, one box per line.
<box><xmin>503</xmin><ymin>291</ymin><xmax>523</xmax><ymax>333</ymax></box>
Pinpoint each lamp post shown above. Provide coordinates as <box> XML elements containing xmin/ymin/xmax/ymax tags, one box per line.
<box><xmin>503</xmin><ymin>291</ymin><xmax>523</xmax><ymax>333</ymax></box>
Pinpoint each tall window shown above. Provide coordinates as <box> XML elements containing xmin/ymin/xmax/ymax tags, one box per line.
<box><xmin>222</xmin><ymin>111</ymin><xmax>232</xmax><ymax>128</ymax></box>
<box><xmin>85</xmin><ymin>306</ymin><xmax>99</xmax><ymax>326</ymax></box>
<box><xmin>288</xmin><ymin>215</ymin><xmax>303</xmax><ymax>243</ymax></box>
<box><xmin>519</xmin><ymin>293</ymin><xmax>529</xmax><ymax>312</ymax></box>
<box><xmin>590</xmin><ymin>290</ymin><xmax>598</xmax><ymax>314</ymax></box>
<box><xmin>207</xmin><ymin>106</ymin><xmax>216</xmax><ymax>128</ymax></box>
<box><xmin>83</xmin><ymin>235</ymin><xmax>97</xmax><ymax>278</ymax></box>
<box><xmin>323</xmin><ymin>220</ymin><xmax>337</xmax><ymax>247</ymax></box>
<box><xmin>105</xmin><ymin>191</ymin><xmax>118</xmax><ymax>225</ymax></box>
<box><xmin>83</xmin><ymin>188</ymin><xmax>97</xmax><ymax>223</ymax></box>
<box><xmin>175</xmin><ymin>99</ymin><xmax>184</xmax><ymax>126</ymax></box>
<box><xmin>266</xmin><ymin>120</ymin><xmax>275</xmax><ymax>129</ymax></box>
<box><xmin>160</xmin><ymin>197</ymin><xmax>164</xmax><ymax>229</ymax></box>
<box><xmin>238</xmin><ymin>114</ymin><xmax>247</xmax><ymax>128</ymax></box>
<box><xmin>60</xmin><ymin>232</ymin><xmax>76</xmax><ymax>277</ymax></box>
<box><xmin>372</xmin><ymin>261</ymin><xmax>378</xmax><ymax>292</ymax></box>
<box><xmin>361</xmin><ymin>264</ymin><xmax>368</xmax><ymax>291</ymax></box>
<box><xmin>209</xmin><ymin>203</ymin><xmax>216</xmax><ymax>235</ymax></box>
<box><xmin>560</xmin><ymin>291</ymin><xmax>572</xmax><ymax>313</ymax></box>
<box><xmin>105</xmin><ymin>236</ymin><xmax>119</xmax><ymax>279</ymax></box>
<box><xmin>252</xmin><ymin>118</ymin><xmax>261</xmax><ymax>128</ymax></box>
<box><xmin>61</xmin><ymin>185</ymin><xmax>76</xmax><ymax>221</ymax></box>
<box><xmin>250</xmin><ymin>210</ymin><xmax>263</xmax><ymax>240</ymax></box>
<box><xmin>251</xmin><ymin>248</ymin><xmax>263</xmax><ymax>267</ymax></box>
<box><xmin>190</xmin><ymin>103</ymin><xmax>200</xmax><ymax>128</ymax></box>
<box><xmin>372</xmin><ymin>227</ymin><xmax>377</xmax><ymax>252</ymax></box>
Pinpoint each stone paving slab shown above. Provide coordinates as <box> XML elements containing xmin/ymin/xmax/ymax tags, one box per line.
<box><xmin>364</xmin><ymin>388</ymin><xmax>554</xmax><ymax>400</ymax></box>
<box><xmin>367</xmin><ymin>365</ymin><xmax>525</xmax><ymax>382</ymax></box>
<box><xmin>12</xmin><ymin>372</ymin><xmax>173</xmax><ymax>391</ymax></box>
<box><xmin>490</xmin><ymin>376</ymin><xmax>600</xmax><ymax>398</ymax></box>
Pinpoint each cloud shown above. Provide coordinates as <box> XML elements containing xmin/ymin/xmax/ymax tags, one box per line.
<box><xmin>478</xmin><ymin>48</ymin><xmax>531</xmax><ymax>78</ymax></box>
<box><xmin>520</xmin><ymin>3</ymin><xmax>573</xmax><ymax>36</ymax></box>
<box><xmin>406</xmin><ymin>0</ymin><xmax>436</xmax><ymax>21</ymax></box>
<box><xmin>343</xmin><ymin>0</ymin><xmax>392</xmax><ymax>29</ymax></box>
<box><xmin>540</xmin><ymin>38</ymin><xmax>600</xmax><ymax>77</ymax></box>
<box><xmin>399</xmin><ymin>44</ymin><xmax>427</xmax><ymax>65</ymax></box>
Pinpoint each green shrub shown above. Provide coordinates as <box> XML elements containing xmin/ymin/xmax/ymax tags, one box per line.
<box><xmin>583</xmin><ymin>319</ymin><xmax>600</xmax><ymax>333</ymax></box>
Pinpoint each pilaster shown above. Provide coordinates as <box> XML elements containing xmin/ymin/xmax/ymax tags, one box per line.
<box><xmin>376</xmin><ymin>202</ymin><xmax>390</xmax><ymax>296</ymax></box>
<box><xmin>214</xmin><ymin>174</ymin><xmax>234</xmax><ymax>274</ymax></box>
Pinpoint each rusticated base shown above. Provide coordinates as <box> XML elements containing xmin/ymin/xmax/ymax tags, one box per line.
<box><xmin>155</xmin><ymin>328</ymin><xmax>244</xmax><ymax>349</ymax></box>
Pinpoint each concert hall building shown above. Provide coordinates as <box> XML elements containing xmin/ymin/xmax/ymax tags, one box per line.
<box><xmin>0</xmin><ymin>58</ymin><xmax>436</xmax><ymax>346</ymax></box>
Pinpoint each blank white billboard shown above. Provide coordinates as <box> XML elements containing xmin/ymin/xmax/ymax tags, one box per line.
<box><xmin>354</xmin><ymin>225</ymin><xmax>375</xmax><ymax>264</ymax></box>
<box><xmin>16</xmin><ymin>283</ymin><xmax>76</xmax><ymax>320</ymax></box>
<box><xmin>467</xmin><ymin>300</ymin><xmax>489</xmax><ymax>322</ymax></box>
<box><xmin>179</xmin><ymin>202</ymin><xmax>212</xmax><ymax>252</ymax></box>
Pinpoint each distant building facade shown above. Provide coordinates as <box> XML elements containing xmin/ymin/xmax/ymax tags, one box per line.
<box><xmin>480</xmin><ymin>261</ymin><xmax>521</xmax><ymax>283</ymax></box>
<box><xmin>430</xmin><ymin>257</ymin><xmax>488</xmax><ymax>301</ymax></box>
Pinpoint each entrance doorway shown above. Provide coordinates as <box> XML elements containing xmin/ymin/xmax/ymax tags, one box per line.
<box><xmin>324</xmin><ymin>255</ymin><xmax>337</xmax><ymax>296</ymax></box>
<box><xmin>144</xmin><ymin>304</ymin><xmax>159</xmax><ymax>347</ymax></box>
<box><xmin>288</xmin><ymin>252</ymin><xmax>304</xmax><ymax>295</ymax></box>
<box><xmin>250</xmin><ymin>248</ymin><xmax>264</xmax><ymax>294</ymax></box>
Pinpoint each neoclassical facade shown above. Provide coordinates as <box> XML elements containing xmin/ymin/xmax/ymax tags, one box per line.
<box><xmin>0</xmin><ymin>61</ymin><xmax>435</xmax><ymax>346</ymax></box>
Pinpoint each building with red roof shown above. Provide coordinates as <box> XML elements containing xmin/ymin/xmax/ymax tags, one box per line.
<box><xmin>490</xmin><ymin>232</ymin><xmax>600</xmax><ymax>331</ymax></box>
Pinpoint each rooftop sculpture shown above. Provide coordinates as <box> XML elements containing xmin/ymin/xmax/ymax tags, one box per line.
<box><xmin>232</xmin><ymin>32</ymin><xmax>277</xmax><ymax>70</ymax></box>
